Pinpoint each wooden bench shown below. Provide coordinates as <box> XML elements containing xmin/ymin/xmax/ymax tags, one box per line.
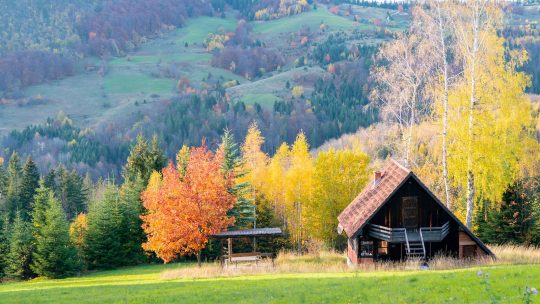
<box><xmin>221</xmin><ymin>252</ymin><xmax>275</xmax><ymax>267</ymax></box>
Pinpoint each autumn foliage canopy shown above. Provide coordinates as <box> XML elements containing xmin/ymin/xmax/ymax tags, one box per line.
<box><xmin>141</xmin><ymin>145</ymin><xmax>236</xmax><ymax>263</ymax></box>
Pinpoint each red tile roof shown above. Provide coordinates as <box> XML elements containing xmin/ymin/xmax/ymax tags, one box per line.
<box><xmin>338</xmin><ymin>159</ymin><xmax>411</xmax><ymax>237</ymax></box>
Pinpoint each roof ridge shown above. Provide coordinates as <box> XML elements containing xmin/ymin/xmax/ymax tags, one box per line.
<box><xmin>389</xmin><ymin>158</ymin><xmax>410</xmax><ymax>173</ymax></box>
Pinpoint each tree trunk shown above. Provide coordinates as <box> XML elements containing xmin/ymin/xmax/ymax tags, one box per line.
<box><xmin>466</xmin><ymin>6</ymin><xmax>480</xmax><ymax>229</ymax></box>
<box><xmin>466</xmin><ymin>170</ymin><xmax>475</xmax><ymax>228</ymax></box>
<box><xmin>196</xmin><ymin>251</ymin><xmax>201</xmax><ymax>267</ymax></box>
<box><xmin>436</xmin><ymin>3</ymin><xmax>451</xmax><ymax>210</ymax></box>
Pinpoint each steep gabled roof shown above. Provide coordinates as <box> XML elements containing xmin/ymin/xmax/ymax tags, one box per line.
<box><xmin>338</xmin><ymin>159</ymin><xmax>411</xmax><ymax>237</ymax></box>
<box><xmin>337</xmin><ymin>159</ymin><xmax>493</xmax><ymax>256</ymax></box>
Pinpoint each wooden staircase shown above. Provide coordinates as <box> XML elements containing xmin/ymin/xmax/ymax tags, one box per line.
<box><xmin>404</xmin><ymin>229</ymin><xmax>426</xmax><ymax>259</ymax></box>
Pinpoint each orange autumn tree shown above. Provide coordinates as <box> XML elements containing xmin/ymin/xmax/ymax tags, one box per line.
<box><xmin>141</xmin><ymin>144</ymin><xmax>236</xmax><ymax>266</ymax></box>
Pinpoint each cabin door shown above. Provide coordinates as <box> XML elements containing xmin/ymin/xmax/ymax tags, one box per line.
<box><xmin>402</xmin><ymin>197</ymin><xmax>418</xmax><ymax>229</ymax></box>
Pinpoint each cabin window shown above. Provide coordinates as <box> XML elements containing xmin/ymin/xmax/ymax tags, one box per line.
<box><xmin>402</xmin><ymin>196</ymin><xmax>418</xmax><ymax>228</ymax></box>
<box><xmin>360</xmin><ymin>240</ymin><xmax>374</xmax><ymax>257</ymax></box>
<box><xmin>462</xmin><ymin>245</ymin><xmax>477</xmax><ymax>258</ymax></box>
<box><xmin>378</xmin><ymin>240</ymin><xmax>388</xmax><ymax>255</ymax></box>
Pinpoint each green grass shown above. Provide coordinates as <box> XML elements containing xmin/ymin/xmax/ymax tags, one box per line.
<box><xmin>104</xmin><ymin>71</ymin><xmax>175</xmax><ymax>94</ymax></box>
<box><xmin>252</xmin><ymin>7</ymin><xmax>358</xmax><ymax>34</ymax></box>
<box><xmin>239</xmin><ymin>93</ymin><xmax>281</xmax><ymax>106</ymax></box>
<box><xmin>0</xmin><ymin>263</ymin><xmax>538</xmax><ymax>303</ymax></box>
<box><xmin>175</xmin><ymin>16</ymin><xmax>237</xmax><ymax>45</ymax></box>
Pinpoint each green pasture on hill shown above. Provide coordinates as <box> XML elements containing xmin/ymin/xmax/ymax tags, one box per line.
<box><xmin>0</xmin><ymin>264</ymin><xmax>538</xmax><ymax>303</ymax></box>
<box><xmin>252</xmin><ymin>7</ymin><xmax>359</xmax><ymax>34</ymax></box>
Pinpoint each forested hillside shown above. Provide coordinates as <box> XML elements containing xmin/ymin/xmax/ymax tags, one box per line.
<box><xmin>1</xmin><ymin>1</ymin><xmax>397</xmax><ymax>177</ymax></box>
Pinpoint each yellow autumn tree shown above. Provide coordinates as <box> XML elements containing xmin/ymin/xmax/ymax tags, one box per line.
<box><xmin>261</xmin><ymin>143</ymin><xmax>290</xmax><ymax>223</ymax></box>
<box><xmin>307</xmin><ymin>148</ymin><xmax>370</xmax><ymax>248</ymax></box>
<box><xmin>241</xmin><ymin>123</ymin><xmax>269</xmax><ymax>193</ymax></box>
<box><xmin>447</xmin><ymin>11</ymin><xmax>534</xmax><ymax>226</ymax></box>
<box><xmin>285</xmin><ymin>132</ymin><xmax>314</xmax><ymax>253</ymax></box>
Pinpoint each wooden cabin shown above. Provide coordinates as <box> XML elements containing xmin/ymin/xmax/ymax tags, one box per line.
<box><xmin>337</xmin><ymin>159</ymin><xmax>493</xmax><ymax>266</ymax></box>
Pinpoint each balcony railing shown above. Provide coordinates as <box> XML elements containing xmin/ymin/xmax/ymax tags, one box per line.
<box><xmin>368</xmin><ymin>221</ymin><xmax>450</xmax><ymax>243</ymax></box>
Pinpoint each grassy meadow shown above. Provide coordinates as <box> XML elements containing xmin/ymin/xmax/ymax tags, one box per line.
<box><xmin>1</xmin><ymin>246</ymin><xmax>539</xmax><ymax>304</ymax></box>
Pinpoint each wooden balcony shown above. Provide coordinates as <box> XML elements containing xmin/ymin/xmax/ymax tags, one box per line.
<box><xmin>368</xmin><ymin>222</ymin><xmax>450</xmax><ymax>243</ymax></box>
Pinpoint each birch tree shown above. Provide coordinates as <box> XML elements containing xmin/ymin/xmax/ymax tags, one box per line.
<box><xmin>449</xmin><ymin>1</ymin><xmax>533</xmax><ymax>228</ymax></box>
<box><xmin>415</xmin><ymin>2</ymin><xmax>456</xmax><ymax>209</ymax></box>
<box><xmin>371</xmin><ymin>19</ymin><xmax>434</xmax><ymax>165</ymax></box>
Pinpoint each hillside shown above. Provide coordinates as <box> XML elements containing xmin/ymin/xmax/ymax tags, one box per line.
<box><xmin>0</xmin><ymin>3</ymin><xmax>404</xmax><ymax>176</ymax></box>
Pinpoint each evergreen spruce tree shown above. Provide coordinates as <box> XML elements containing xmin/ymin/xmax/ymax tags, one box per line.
<box><xmin>123</xmin><ymin>134</ymin><xmax>166</xmax><ymax>186</ymax></box>
<box><xmin>85</xmin><ymin>183</ymin><xmax>124</xmax><ymax>269</ymax></box>
<box><xmin>31</xmin><ymin>182</ymin><xmax>51</xmax><ymax>241</ymax></box>
<box><xmin>43</xmin><ymin>169</ymin><xmax>56</xmax><ymax>192</ymax></box>
<box><xmin>0</xmin><ymin>213</ymin><xmax>10</xmax><ymax>278</ymax></box>
<box><xmin>481</xmin><ymin>179</ymin><xmax>540</xmax><ymax>245</ymax></box>
<box><xmin>31</xmin><ymin>189</ymin><xmax>79</xmax><ymax>278</ymax></box>
<box><xmin>220</xmin><ymin>129</ymin><xmax>255</xmax><ymax>229</ymax></box>
<box><xmin>0</xmin><ymin>157</ymin><xmax>7</xmax><ymax>203</ymax></box>
<box><xmin>6</xmin><ymin>152</ymin><xmax>22</xmax><ymax>219</ymax></box>
<box><xmin>6</xmin><ymin>212</ymin><xmax>33</xmax><ymax>279</ymax></box>
<box><xmin>148</xmin><ymin>134</ymin><xmax>167</xmax><ymax>181</ymax></box>
<box><xmin>56</xmin><ymin>168</ymin><xmax>88</xmax><ymax>220</ymax></box>
<box><xmin>19</xmin><ymin>157</ymin><xmax>40</xmax><ymax>220</ymax></box>
<box><xmin>118</xmin><ymin>177</ymin><xmax>146</xmax><ymax>264</ymax></box>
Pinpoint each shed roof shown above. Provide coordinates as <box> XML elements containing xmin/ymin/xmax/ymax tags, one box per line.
<box><xmin>212</xmin><ymin>227</ymin><xmax>282</xmax><ymax>238</ymax></box>
<box><xmin>338</xmin><ymin>159</ymin><xmax>410</xmax><ymax>237</ymax></box>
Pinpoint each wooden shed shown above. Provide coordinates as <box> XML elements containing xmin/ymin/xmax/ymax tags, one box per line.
<box><xmin>337</xmin><ymin>159</ymin><xmax>493</xmax><ymax>265</ymax></box>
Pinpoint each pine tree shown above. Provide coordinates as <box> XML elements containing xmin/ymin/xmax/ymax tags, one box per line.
<box><xmin>0</xmin><ymin>213</ymin><xmax>10</xmax><ymax>278</ymax></box>
<box><xmin>118</xmin><ymin>177</ymin><xmax>146</xmax><ymax>264</ymax></box>
<box><xmin>123</xmin><ymin>134</ymin><xmax>166</xmax><ymax>186</ymax></box>
<box><xmin>19</xmin><ymin>157</ymin><xmax>40</xmax><ymax>220</ymax></box>
<box><xmin>148</xmin><ymin>135</ymin><xmax>167</xmax><ymax>180</ymax></box>
<box><xmin>31</xmin><ymin>182</ymin><xmax>52</xmax><ymax>241</ymax></box>
<box><xmin>480</xmin><ymin>179</ymin><xmax>540</xmax><ymax>245</ymax></box>
<box><xmin>220</xmin><ymin>129</ymin><xmax>255</xmax><ymax>229</ymax></box>
<box><xmin>6</xmin><ymin>152</ymin><xmax>22</xmax><ymax>218</ymax></box>
<box><xmin>56</xmin><ymin>168</ymin><xmax>88</xmax><ymax>220</ymax></box>
<box><xmin>0</xmin><ymin>157</ymin><xmax>7</xmax><ymax>204</ymax></box>
<box><xmin>85</xmin><ymin>183</ymin><xmax>124</xmax><ymax>269</ymax></box>
<box><xmin>31</xmin><ymin>189</ymin><xmax>79</xmax><ymax>278</ymax></box>
<box><xmin>43</xmin><ymin>169</ymin><xmax>56</xmax><ymax>192</ymax></box>
<box><xmin>6</xmin><ymin>212</ymin><xmax>33</xmax><ymax>279</ymax></box>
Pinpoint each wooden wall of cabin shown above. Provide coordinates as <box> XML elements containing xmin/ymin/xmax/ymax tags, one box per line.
<box><xmin>369</xmin><ymin>177</ymin><xmax>453</xmax><ymax>230</ymax></box>
<box><xmin>458</xmin><ymin>231</ymin><xmax>488</xmax><ymax>258</ymax></box>
<box><xmin>365</xmin><ymin>177</ymin><xmax>461</xmax><ymax>260</ymax></box>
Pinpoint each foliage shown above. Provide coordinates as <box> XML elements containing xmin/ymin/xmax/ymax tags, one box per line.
<box><xmin>142</xmin><ymin>144</ymin><xmax>236</xmax><ymax>264</ymax></box>
<box><xmin>447</xmin><ymin>16</ymin><xmax>533</xmax><ymax>225</ymax></box>
<box><xmin>220</xmin><ymin>130</ymin><xmax>255</xmax><ymax>229</ymax></box>
<box><xmin>0</xmin><ymin>214</ymin><xmax>10</xmax><ymax>278</ymax></box>
<box><xmin>123</xmin><ymin>134</ymin><xmax>167</xmax><ymax>185</ymax></box>
<box><xmin>2</xmin><ymin>115</ymin><xmax>129</xmax><ymax>178</ymax></box>
<box><xmin>31</xmin><ymin>187</ymin><xmax>80</xmax><ymax>278</ymax></box>
<box><xmin>118</xmin><ymin>177</ymin><xmax>147</xmax><ymax>264</ymax></box>
<box><xmin>308</xmin><ymin>148</ymin><xmax>370</xmax><ymax>248</ymax></box>
<box><xmin>478</xmin><ymin>178</ymin><xmax>540</xmax><ymax>246</ymax></box>
<box><xmin>69</xmin><ymin>213</ymin><xmax>88</xmax><ymax>268</ymax></box>
<box><xmin>52</xmin><ymin>167</ymin><xmax>89</xmax><ymax>220</ymax></box>
<box><xmin>4</xmin><ymin>152</ymin><xmax>22</xmax><ymax>218</ymax></box>
<box><xmin>212</xmin><ymin>46</ymin><xmax>285</xmax><ymax>79</ymax></box>
<box><xmin>84</xmin><ymin>182</ymin><xmax>127</xmax><ymax>269</ymax></box>
<box><xmin>5</xmin><ymin>212</ymin><xmax>33</xmax><ymax>279</ymax></box>
<box><xmin>19</xmin><ymin>156</ymin><xmax>39</xmax><ymax>220</ymax></box>
<box><xmin>291</xmin><ymin>85</ymin><xmax>304</xmax><ymax>98</ymax></box>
